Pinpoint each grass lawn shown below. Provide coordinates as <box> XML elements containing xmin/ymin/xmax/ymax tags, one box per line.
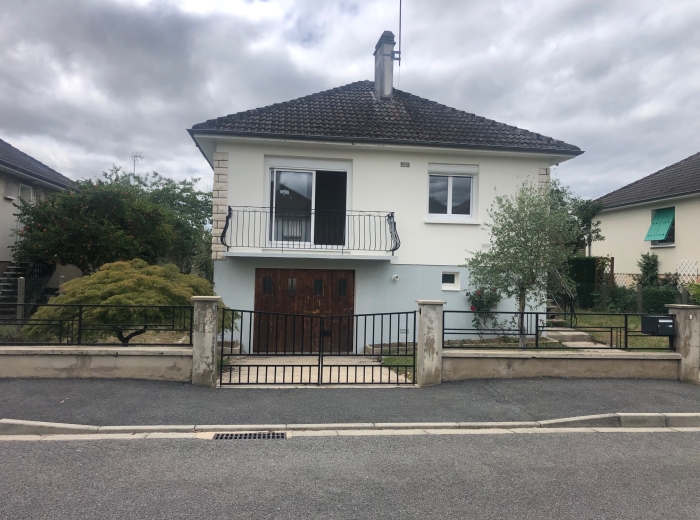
<box><xmin>381</xmin><ymin>355</ymin><xmax>414</xmax><ymax>382</ymax></box>
<box><xmin>573</xmin><ymin>313</ymin><xmax>672</xmax><ymax>350</ymax></box>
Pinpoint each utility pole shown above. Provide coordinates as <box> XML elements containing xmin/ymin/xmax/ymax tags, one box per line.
<box><xmin>131</xmin><ymin>152</ymin><xmax>144</xmax><ymax>174</ymax></box>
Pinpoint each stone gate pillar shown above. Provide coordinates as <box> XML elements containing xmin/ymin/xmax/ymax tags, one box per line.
<box><xmin>415</xmin><ymin>300</ymin><xmax>445</xmax><ymax>387</ymax></box>
<box><xmin>191</xmin><ymin>296</ymin><xmax>221</xmax><ymax>387</ymax></box>
<box><xmin>666</xmin><ymin>304</ymin><xmax>700</xmax><ymax>384</ymax></box>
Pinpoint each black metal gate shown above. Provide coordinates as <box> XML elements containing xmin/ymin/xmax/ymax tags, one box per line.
<box><xmin>218</xmin><ymin>309</ymin><xmax>416</xmax><ymax>385</ymax></box>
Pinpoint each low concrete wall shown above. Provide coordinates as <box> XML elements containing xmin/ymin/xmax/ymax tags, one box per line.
<box><xmin>442</xmin><ymin>350</ymin><xmax>681</xmax><ymax>381</ymax></box>
<box><xmin>0</xmin><ymin>346</ymin><xmax>193</xmax><ymax>381</ymax></box>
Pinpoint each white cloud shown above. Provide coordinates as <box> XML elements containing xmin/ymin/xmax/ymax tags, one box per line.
<box><xmin>0</xmin><ymin>0</ymin><xmax>699</xmax><ymax>199</ymax></box>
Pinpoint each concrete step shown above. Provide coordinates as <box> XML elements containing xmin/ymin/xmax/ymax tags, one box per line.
<box><xmin>546</xmin><ymin>327</ymin><xmax>593</xmax><ymax>343</ymax></box>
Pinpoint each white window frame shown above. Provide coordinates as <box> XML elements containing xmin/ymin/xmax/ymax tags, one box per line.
<box><xmin>441</xmin><ymin>272</ymin><xmax>461</xmax><ymax>291</ymax></box>
<box><xmin>426</xmin><ymin>163</ymin><xmax>478</xmax><ymax>224</ymax></box>
<box><xmin>268</xmin><ymin>167</ymin><xmax>349</xmax><ymax>249</ymax></box>
<box><xmin>18</xmin><ymin>183</ymin><xmax>34</xmax><ymax>203</ymax></box>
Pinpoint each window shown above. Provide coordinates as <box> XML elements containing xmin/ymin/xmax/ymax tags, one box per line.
<box><xmin>270</xmin><ymin>169</ymin><xmax>347</xmax><ymax>246</ymax></box>
<box><xmin>287</xmin><ymin>278</ymin><xmax>297</xmax><ymax>295</ymax></box>
<box><xmin>427</xmin><ymin>164</ymin><xmax>478</xmax><ymax>222</ymax></box>
<box><xmin>314</xmin><ymin>278</ymin><xmax>323</xmax><ymax>296</ymax></box>
<box><xmin>338</xmin><ymin>278</ymin><xmax>347</xmax><ymax>297</ymax></box>
<box><xmin>19</xmin><ymin>184</ymin><xmax>34</xmax><ymax>203</ymax></box>
<box><xmin>645</xmin><ymin>207</ymin><xmax>675</xmax><ymax>246</ymax></box>
<box><xmin>442</xmin><ymin>272</ymin><xmax>460</xmax><ymax>291</ymax></box>
<box><xmin>262</xmin><ymin>277</ymin><xmax>273</xmax><ymax>295</ymax></box>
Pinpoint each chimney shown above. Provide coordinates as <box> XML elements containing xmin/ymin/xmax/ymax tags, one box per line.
<box><xmin>373</xmin><ymin>31</ymin><xmax>396</xmax><ymax>99</ymax></box>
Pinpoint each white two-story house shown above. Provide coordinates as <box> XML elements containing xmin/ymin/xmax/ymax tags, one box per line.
<box><xmin>188</xmin><ymin>31</ymin><xmax>583</xmax><ymax>318</ymax></box>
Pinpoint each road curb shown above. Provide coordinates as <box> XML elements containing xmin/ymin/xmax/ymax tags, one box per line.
<box><xmin>2</xmin><ymin>413</ymin><xmax>700</xmax><ymax>435</ymax></box>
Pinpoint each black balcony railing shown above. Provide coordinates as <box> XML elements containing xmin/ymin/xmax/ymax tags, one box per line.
<box><xmin>220</xmin><ymin>206</ymin><xmax>401</xmax><ymax>253</ymax></box>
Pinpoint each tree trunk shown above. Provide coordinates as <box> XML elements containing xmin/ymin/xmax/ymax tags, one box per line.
<box><xmin>115</xmin><ymin>326</ymin><xmax>149</xmax><ymax>345</ymax></box>
<box><xmin>518</xmin><ymin>288</ymin><xmax>527</xmax><ymax>349</ymax></box>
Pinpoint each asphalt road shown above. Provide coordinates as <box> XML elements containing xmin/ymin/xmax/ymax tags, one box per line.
<box><xmin>1</xmin><ymin>432</ymin><xmax>699</xmax><ymax>519</ymax></box>
<box><xmin>2</xmin><ymin>378</ymin><xmax>700</xmax><ymax>425</ymax></box>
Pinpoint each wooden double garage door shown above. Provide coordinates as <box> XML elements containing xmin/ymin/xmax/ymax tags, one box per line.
<box><xmin>253</xmin><ymin>268</ymin><xmax>355</xmax><ymax>353</ymax></box>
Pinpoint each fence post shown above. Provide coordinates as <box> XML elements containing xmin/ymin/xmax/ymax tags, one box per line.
<box><xmin>191</xmin><ymin>296</ymin><xmax>221</xmax><ymax>387</ymax></box>
<box><xmin>600</xmin><ymin>280</ymin><xmax>608</xmax><ymax>309</ymax></box>
<box><xmin>415</xmin><ymin>300</ymin><xmax>445</xmax><ymax>388</ymax></box>
<box><xmin>681</xmin><ymin>286</ymin><xmax>689</xmax><ymax>305</ymax></box>
<box><xmin>16</xmin><ymin>277</ymin><xmax>25</xmax><ymax>333</ymax></box>
<box><xmin>637</xmin><ymin>284</ymin><xmax>643</xmax><ymax>313</ymax></box>
<box><xmin>666</xmin><ymin>304</ymin><xmax>700</xmax><ymax>384</ymax></box>
<box><xmin>16</xmin><ymin>276</ymin><xmax>25</xmax><ymax>317</ymax></box>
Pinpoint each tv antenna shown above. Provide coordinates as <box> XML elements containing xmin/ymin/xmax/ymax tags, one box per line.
<box><xmin>131</xmin><ymin>152</ymin><xmax>144</xmax><ymax>174</ymax></box>
<box><xmin>392</xmin><ymin>0</ymin><xmax>402</xmax><ymax>66</ymax></box>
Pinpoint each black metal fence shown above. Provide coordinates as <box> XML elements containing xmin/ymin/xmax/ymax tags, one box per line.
<box><xmin>220</xmin><ymin>206</ymin><xmax>401</xmax><ymax>253</ymax></box>
<box><xmin>219</xmin><ymin>309</ymin><xmax>416</xmax><ymax>385</ymax></box>
<box><xmin>443</xmin><ymin>310</ymin><xmax>674</xmax><ymax>351</ymax></box>
<box><xmin>0</xmin><ymin>303</ymin><xmax>193</xmax><ymax>346</ymax></box>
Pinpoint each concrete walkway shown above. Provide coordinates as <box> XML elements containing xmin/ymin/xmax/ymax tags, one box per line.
<box><xmin>1</xmin><ymin>378</ymin><xmax>700</xmax><ymax>426</ymax></box>
<box><xmin>221</xmin><ymin>355</ymin><xmax>410</xmax><ymax>384</ymax></box>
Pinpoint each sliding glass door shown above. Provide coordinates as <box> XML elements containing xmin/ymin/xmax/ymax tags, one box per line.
<box><xmin>272</xmin><ymin>170</ymin><xmax>312</xmax><ymax>242</ymax></box>
<box><xmin>270</xmin><ymin>169</ymin><xmax>347</xmax><ymax>247</ymax></box>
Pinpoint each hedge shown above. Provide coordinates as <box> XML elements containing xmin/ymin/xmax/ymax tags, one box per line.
<box><xmin>641</xmin><ymin>286</ymin><xmax>680</xmax><ymax>314</ymax></box>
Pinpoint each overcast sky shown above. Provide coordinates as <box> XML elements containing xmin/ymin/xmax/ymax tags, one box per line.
<box><xmin>1</xmin><ymin>0</ymin><xmax>698</xmax><ymax>197</ymax></box>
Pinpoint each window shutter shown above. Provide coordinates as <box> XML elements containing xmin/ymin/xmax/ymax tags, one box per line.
<box><xmin>644</xmin><ymin>208</ymin><xmax>675</xmax><ymax>241</ymax></box>
<box><xmin>4</xmin><ymin>181</ymin><xmax>18</xmax><ymax>200</ymax></box>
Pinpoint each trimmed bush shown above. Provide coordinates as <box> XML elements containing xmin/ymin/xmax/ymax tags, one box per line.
<box><xmin>609</xmin><ymin>286</ymin><xmax>638</xmax><ymax>313</ymax></box>
<box><xmin>642</xmin><ymin>286</ymin><xmax>680</xmax><ymax>314</ymax></box>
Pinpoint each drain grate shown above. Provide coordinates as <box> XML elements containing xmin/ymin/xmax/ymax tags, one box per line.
<box><xmin>213</xmin><ymin>432</ymin><xmax>287</xmax><ymax>440</ymax></box>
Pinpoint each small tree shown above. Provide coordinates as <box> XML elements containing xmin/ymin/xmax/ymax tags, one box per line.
<box><xmin>101</xmin><ymin>167</ymin><xmax>213</xmax><ymax>274</ymax></box>
<box><xmin>13</xmin><ymin>180</ymin><xmax>173</xmax><ymax>275</ymax></box>
<box><xmin>13</xmin><ymin>166</ymin><xmax>213</xmax><ymax>276</ymax></box>
<box><xmin>22</xmin><ymin>259</ymin><xmax>222</xmax><ymax>344</ymax></box>
<box><xmin>549</xmin><ymin>180</ymin><xmax>604</xmax><ymax>255</ymax></box>
<box><xmin>465</xmin><ymin>181</ymin><xmax>576</xmax><ymax>347</ymax></box>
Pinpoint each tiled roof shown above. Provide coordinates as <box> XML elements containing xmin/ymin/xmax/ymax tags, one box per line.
<box><xmin>0</xmin><ymin>138</ymin><xmax>75</xmax><ymax>189</ymax></box>
<box><xmin>598</xmin><ymin>152</ymin><xmax>700</xmax><ymax>209</ymax></box>
<box><xmin>190</xmin><ymin>80</ymin><xmax>582</xmax><ymax>155</ymax></box>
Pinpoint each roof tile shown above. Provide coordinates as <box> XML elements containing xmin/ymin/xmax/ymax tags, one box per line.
<box><xmin>190</xmin><ymin>80</ymin><xmax>581</xmax><ymax>155</ymax></box>
<box><xmin>0</xmin><ymin>138</ymin><xmax>74</xmax><ymax>189</ymax></box>
<box><xmin>598</xmin><ymin>152</ymin><xmax>700</xmax><ymax>209</ymax></box>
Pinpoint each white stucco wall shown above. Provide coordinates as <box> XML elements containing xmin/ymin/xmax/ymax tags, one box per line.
<box><xmin>0</xmin><ymin>171</ymin><xmax>26</xmax><ymax>263</ymax></box>
<box><xmin>199</xmin><ymin>136</ymin><xmax>573</xmax><ymax>314</ymax></box>
<box><xmin>591</xmin><ymin>194</ymin><xmax>700</xmax><ymax>275</ymax></box>
<box><xmin>211</xmin><ymin>138</ymin><xmax>564</xmax><ymax>267</ymax></box>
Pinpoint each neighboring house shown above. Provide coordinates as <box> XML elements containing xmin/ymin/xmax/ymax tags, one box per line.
<box><xmin>592</xmin><ymin>151</ymin><xmax>700</xmax><ymax>285</ymax></box>
<box><xmin>188</xmin><ymin>31</ymin><xmax>583</xmax><ymax>317</ymax></box>
<box><xmin>0</xmin><ymin>137</ymin><xmax>80</xmax><ymax>296</ymax></box>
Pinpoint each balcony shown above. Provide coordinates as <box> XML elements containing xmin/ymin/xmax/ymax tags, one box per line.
<box><xmin>220</xmin><ymin>206</ymin><xmax>400</xmax><ymax>255</ymax></box>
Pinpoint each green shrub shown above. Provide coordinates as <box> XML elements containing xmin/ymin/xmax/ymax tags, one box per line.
<box><xmin>591</xmin><ymin>286</ymin><xmax>636</xmax><ymax>312</ymax></box>
<box><xmin>687</xmin><ymin>283</ymin><xmax>700</xmax><ymax>305</ymax></box>
<box><xmin>634</xmin><ymin>253</ymin><xmax>660</xmax><ymax>287</ymax></box>
<box><xmin>642</xmin><ymin>286</ymin><xmax>679</xmax><ymax>314</ymax></box>
<box><xmin>659</xmin><ymin>272</ymin><xmax>680</xmax><ymax>287</ymax></box>
<box><xmin>609</xmin><ymin>286</ymin><xmax>638</xmax><ymax>313</ymax></box>
<box><xmin>466</xmin><ymin>288</ymin><xmax>502</xmax><ymax>312</ymax></box>
<box><xmin>465</xmin><ymin>288</ymin><xmax>511</xmax><ymax>337</ymax></box>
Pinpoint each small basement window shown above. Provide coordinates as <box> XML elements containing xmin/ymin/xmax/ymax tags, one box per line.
<box><xmin>442</xmin><ymin>272</ymin><xmax>460</xmax><ymax>291</ymax></box>
<box><xmin>645</xmin><ymin>207</ymin><xmax>675</xmax><ymax>246</ymax></box>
